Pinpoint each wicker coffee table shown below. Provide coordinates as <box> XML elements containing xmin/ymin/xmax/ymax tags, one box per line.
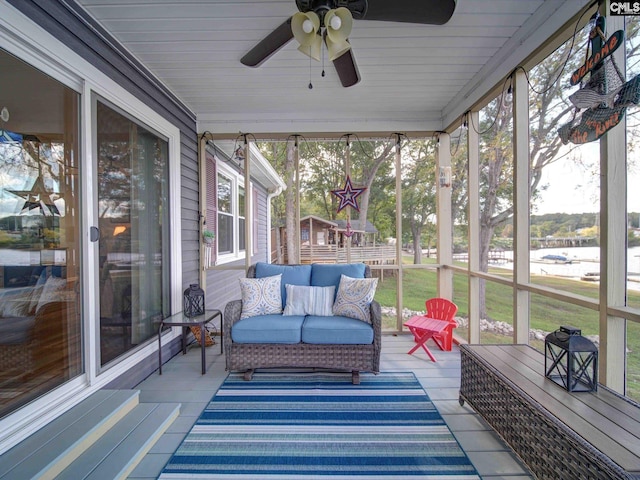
<box><xmin>459</xmin><ymin>344</ymin><xmax>640</xmax><ymax>480</ymax></box>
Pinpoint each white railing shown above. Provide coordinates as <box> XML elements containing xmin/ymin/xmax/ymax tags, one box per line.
<box><xmin>295</xmin><ymin>245</ymin><xmax>397</xmax><ymax>265</ymax></box>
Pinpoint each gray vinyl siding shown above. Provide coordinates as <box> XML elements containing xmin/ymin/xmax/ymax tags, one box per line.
<box><xmin>255</xmin><ymin>186</ymin><xmax>269</xmax><ymax>261</ymax></box>
<box><xmin>180</xmin><ymin>131</ymin><xmax>201</xmax><ymax>279</ymax></box>
<box><xmin>204</xmin><ymin>185</ymin><xmax>271</xmax><ymax>312</ymax></box>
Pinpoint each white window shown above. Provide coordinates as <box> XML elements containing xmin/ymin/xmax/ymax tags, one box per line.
<box><xmin>215</xmin><ymin>161</ymin><xmax>250</xmax><ymax>264</ymax></box>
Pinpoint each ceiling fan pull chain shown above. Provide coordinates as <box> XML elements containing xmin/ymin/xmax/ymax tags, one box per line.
<box><xmin>309</xmin><ymin>45</ymin><xmax>313</xmax><ymax>89</ymax></box>
<box><xmin>322</xmin><ymin>38</ymin><xmax>326</xmax><ymax>77</ymax></box>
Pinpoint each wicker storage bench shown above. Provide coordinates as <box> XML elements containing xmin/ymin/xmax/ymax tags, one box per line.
<box><xmin>459</xmin><ymin>344</ymin><xmax>640</xmax><ymax>480</ymax></box>
<box><xmin>223</xmin><ymin>263</ymin><xmax>381</xmax><ymax>384</ymax></box>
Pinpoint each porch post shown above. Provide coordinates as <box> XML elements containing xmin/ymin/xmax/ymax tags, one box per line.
<box><xmin>513</xmin><ymin>69</ymin><xmax>530</xmax><ymax>344</ymax></box>
<box><xmin>244</xmin><ymin>135</ymin><xmax>252</xmax><ymax>272</ymax></box>
<box><xmin>294</xmin><ymin>138</ymin><xmax>301</xmax><ymax>264</ymax></box>
<box><xmin>309</xmin><ymin>217</ymin><xmax>314</xmax><ymax>262</ymax></box>
<box><xmin>467</xmin><ymin>113</ymin><xmax>481</xmax><ymax>344</ymax></box>
<box><xmin>198</xmin><ymin>134</ymin><xmax>208</xmax><ymax>289</ymax></box>
<box><xmin>599</xmin><ymin>12</ymin><xmax>626</xmax><ymax>392</ymax></box>
<box><xmin>345</xmin><ymin>136</ymin><xmax>352</xmax><ymax>263</ymax></box>
<box><xmin>437</xmin><ymin>132</ymin><xmax>453</xmax><ymax>300</ymax></box>
<box><xmin>395</xmin><ymin>134</ymin><xmax>403</xmax><ymax>330</ymax></box>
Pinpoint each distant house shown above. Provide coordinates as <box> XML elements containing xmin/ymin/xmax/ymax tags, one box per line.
<box><xmin>299</xmin><ymin>215</ymin><xmax>377</xmax><ymax>247</ymax></box>
<box><xmin>275</xmin><ymin>215</ymin><xmax>378</xmax><ymax>250</ymax></box>
<box><xmin>274</xmin><ymin>215</ymin><xmax>393</xmax><ymax>265</ymax></box>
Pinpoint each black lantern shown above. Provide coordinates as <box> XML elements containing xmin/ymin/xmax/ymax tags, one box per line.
<box><xmin>183</xmin><ymin>283</ymin><xmax>205</xmax><ymax>317</ymax></box>
<box><xmin>545</xmin><ymin>325</ymin><xmax>598</xmax><ymax>392</ymax></box>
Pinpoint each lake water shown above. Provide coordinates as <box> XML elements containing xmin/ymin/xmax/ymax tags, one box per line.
<box><xmin>5</xmin><ymin>246</ymin><xmax>640</xmax><ymax>287</ymax></box>
<box><xmin>492</xmin><ymin>245</ymin><xmax>640</xmax><ymax>290</ymax></box>
<box><xmin>0</xmin><ymin>249</ymin><xmax>42</xmax><ymax>265</ymax></box>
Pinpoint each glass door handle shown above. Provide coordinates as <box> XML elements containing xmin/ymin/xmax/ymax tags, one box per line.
<box><xmin>90</xmin><ymin>226</ymin><xmax>100</xmax><ymax>242</ymax></box>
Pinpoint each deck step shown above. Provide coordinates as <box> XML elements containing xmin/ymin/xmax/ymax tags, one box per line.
<box><xmin>0</xmin><ymin>390</ymin><xmax>140</xmax><ymax>480</ymax></box>
<box><xmin>56</xmin><ymin>402</ymin><xmax>180</xmax><ymax>480</ymax></box>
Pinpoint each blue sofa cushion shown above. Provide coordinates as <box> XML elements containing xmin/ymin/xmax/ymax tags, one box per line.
<box><xmin>310</xmin><ymin>263</ymin><xmax>366</xmax><ymax>299</ymax></box>
<box><xmin>255</xmin><ymin>262</ymin><xmax>312</xmax><ymax>308</ymax></box>
<box><xmin>301</xmin><ymin>315</ymin><xmax>374</xmax><ymax>345</ymax></box>
<box><xmin>231</xmin><ymin>314</ymin><xmax>305</xmax><ymax>344</ymax></box>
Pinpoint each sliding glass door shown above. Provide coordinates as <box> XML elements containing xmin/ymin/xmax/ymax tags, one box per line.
<box><xmin>95</xmin><ymin>99</ymin><xmax>171</xmax><ymax>366</ymax></box>
<box><xmin>0</xmin><ymin>49</ymin><xmax>82</xmax><ymax>418</ymax></box>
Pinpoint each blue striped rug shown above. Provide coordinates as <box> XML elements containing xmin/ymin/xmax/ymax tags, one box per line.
<box><xmin>159</xmin><ymin>371</ymin><xmax>479</xmax><ymax>479</ymax></box>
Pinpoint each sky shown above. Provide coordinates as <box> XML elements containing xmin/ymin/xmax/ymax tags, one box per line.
<box><xmin>533</xmin><ymin>141</ymin><xmax>640</xmax><ymax>215</ymax></box>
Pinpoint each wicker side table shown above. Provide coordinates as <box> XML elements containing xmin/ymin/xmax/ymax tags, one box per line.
<box><xmin>459</xmin><ymin>344</ymin><xmax>640</xmax><ymax>480</ymax></box>
<box><xmin>158</xmin><ymin>309</ymin><xmax>222</xmax><ymax>375</ymax></box>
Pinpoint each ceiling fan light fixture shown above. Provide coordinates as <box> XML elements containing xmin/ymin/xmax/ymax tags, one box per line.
<box><xmin>325</xmin><ymin>7</ymin><xmax>353</xmax><ymax>42</ymax></box>
<box><xmin>244</xmin><ymin>0</ymin><xmax>456</xmax><ymax>86</ymax></box>
<box><xmin>292</xmin><ymin>11</ymin><xmax>320</xmax><ymax>46</ymax></box>
<box><xmin>302</xmin><ymin>19</ymin><xmax>315</xmax><ymax>33</ymax></box>
<box><xmin>297</xmin><ymin>34</ymin><xmax>322</xmax><ymax>61</ymax></box>
<box><xmin>329</xmin><ymin>15</ymin><xmax>341</xmax><ymax>30</ymax></box>
<box><xmin>326</xmin><ymin>37</ymin><xmax>351</xmax><ymax>62</ymax></box>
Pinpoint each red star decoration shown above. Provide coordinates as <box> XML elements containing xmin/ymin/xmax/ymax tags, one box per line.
<box><xmin>331</xmin><ymin>175</ymin><xmax>366</xmax><ymax>214</ymax></box>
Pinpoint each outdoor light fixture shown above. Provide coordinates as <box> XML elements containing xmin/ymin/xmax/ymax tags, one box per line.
<box><xmin>183</xmin><ymin>283</ymin><xmax>205</xmax><ymax>318</ymax></box>
<box><xmin>545</xmin><ymin>325</ymin><xmax>598</xmax><ymax>392</ymax></box>
<box><xmin>439</xmin><ymin>166</ymin><xmax>452</xmax><ymax>188</ymax></box>
<box><xmin>234</xmin><ymin>146</ymin><xmax>244</xmax><ymax>160</ymax></box>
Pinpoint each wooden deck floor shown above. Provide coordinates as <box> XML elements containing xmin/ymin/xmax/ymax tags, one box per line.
<box><xmin>127</xmin><ymin>334</ymin><xmax>534</xmax><ymax>479</ymax></box>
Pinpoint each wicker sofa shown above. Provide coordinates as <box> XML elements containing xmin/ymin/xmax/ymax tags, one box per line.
<box><xmin>0</xmin><ymin>266</ymin><xmax>75</xmax><ymax>382</ymax></box>
<box><xmin>223</xmin><ymin>262</ymin><xmax>381</xmax><ymax>384</ymax></box>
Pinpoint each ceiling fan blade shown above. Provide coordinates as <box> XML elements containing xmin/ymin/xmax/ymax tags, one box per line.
<box><xmin>333</xmin><ymin>48</ymin><xmax>360</xmax><ymax>88</ymax></box>
<box><xmin>363</xmin><ymin>0</ymin><xmax>456</xmax><ymax>25</ymax></box>
<box><xmin>241</xmin><ymin>18</ymin><xmax>294</xmax><ymax>67</ymax></box>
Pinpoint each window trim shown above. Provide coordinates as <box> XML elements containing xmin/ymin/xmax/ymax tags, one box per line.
<box><xmin>215</xmin><ymin>160</ymin><xmax>251</xmax><ymax>265</ymax></box>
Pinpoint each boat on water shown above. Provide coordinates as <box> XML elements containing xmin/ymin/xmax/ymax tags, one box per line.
<box><xmin>541</xmin><ymin>254</ymin><xmax>573</xmax><ymax>264</ymax></box>
<box><xmin>581</xmin><ymin>272</ymin><xmax>600</xmax><ymax>282</ymax></box>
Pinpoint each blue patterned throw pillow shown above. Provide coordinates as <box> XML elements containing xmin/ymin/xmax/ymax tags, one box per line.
<box><xmin>332</xmin><ymin>274</ymin><xmax>378</xmax><ymax>324</ymax></box>
<box><xmin>239</xmin><ymin>274</ymin><xmax>282</xmax><ymax>319</ymax></box>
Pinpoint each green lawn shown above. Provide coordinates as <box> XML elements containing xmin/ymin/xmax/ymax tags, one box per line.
<box><xmin>374</xmin><ymin>265</ymin><xmax>640</xmax><ymax>401</ymax></box>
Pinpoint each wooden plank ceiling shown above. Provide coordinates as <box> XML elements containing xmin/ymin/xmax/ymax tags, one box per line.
<box><xmin>75</xmin><ymin>0</ymin><xmax>593</xmax><ymax>137</ymax></box>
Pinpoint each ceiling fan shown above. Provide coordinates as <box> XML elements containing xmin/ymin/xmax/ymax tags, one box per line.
<box><xmin>240</xmin><ymin>0</ymin><xmax>457</xmax><ymax>88</ymax></box>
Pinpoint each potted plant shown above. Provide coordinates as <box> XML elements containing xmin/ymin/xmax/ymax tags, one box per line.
<box><xmin>202</xmin><ymin>230</ymin><xmax>215</xmax><ymax>244</ymax></box>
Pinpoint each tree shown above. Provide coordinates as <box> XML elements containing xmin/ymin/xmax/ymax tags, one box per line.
<box><xmin>401</xmin><ymin>140</ymin><xmax>437</xmax><ymax>264</ymax></box>
<box><xmin>283</xmin><ymin>142</ymin><xmax>299</xmax><ymax>263</ymax></box>
<box><xmin>299</xmin><ymin>141</ymin><xmax>350</xmax><ymax>219</ymax></box>
<box><xmin>296</xmin><ymin>139</ymin><xmax>396</xmax><ymax>244</ymax></box>
<box><xmin>456</xmin><ymin>21</ymin><xmax>604</xmax><ymax>319</ymax></box>
<box><xmin>352</xmin><ymin>141</ymin><xmax>394</xmax><ymax>235</ymax></box>
<box><xmin>257</xmin><ymin>141</ymin><xmax>296</xmax><ymax>263</ymax></box>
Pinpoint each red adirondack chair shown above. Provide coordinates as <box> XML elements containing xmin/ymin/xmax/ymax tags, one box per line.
<box><xmin>425</xmin><ymin>298</ymin><xmax>458</xmax><ymax>351</ymax></box>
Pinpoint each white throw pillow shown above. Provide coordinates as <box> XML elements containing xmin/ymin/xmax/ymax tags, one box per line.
<box><xmin>283</xmin><ymin>285</ymin><xmax>335</xmax><ymax>316</ymax></box>
<box><xmin>239</xmin><ymin>274</ymin><xmax>283</xmax><ymax>319</ymax></box>
<box><xmin>332</xmin><ymin>274</ymin><xmax>378</xmax><ymax>324</ymax></box>
<box><xmin>35</xmin><ymin>276</ymin><xmax>68</xmax><ymax>314</ymax></box>
<box><xmin>0</xmin><ymin>288</ymin><xmax>32</xmax><ymax>317</ymax></box>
